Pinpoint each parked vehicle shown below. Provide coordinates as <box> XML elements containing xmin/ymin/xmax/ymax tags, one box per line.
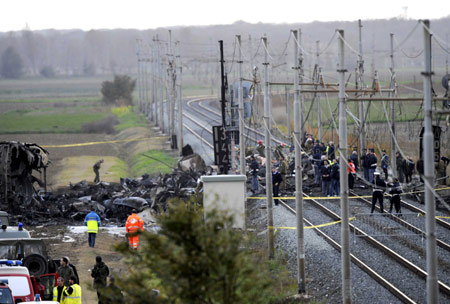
<box><xmin>0</xmin><ymin>282</ymin><xmax>14</xmax><ymax>304</ymax></box>
<box><xmin>0</xmin><ymin>261</ymin><xmax>35</xmax><ymax>302</ymax></box>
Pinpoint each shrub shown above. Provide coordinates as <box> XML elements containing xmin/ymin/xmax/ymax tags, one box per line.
<box><xmin>101</xmin><ymin>75</ymin><xmax>136</xmax><ymax>106</ymax></box>
<box><xmin>114</xmin><ymin>201</ymin><xmax>288</xmax><ymax>304</ymax></box>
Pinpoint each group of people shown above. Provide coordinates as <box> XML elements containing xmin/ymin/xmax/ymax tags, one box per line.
<box><xmin>78</xmin><ymin>207</ymin><xmax>145</xmax><ymax>302</ymax></box>
<box><xmin>248</xmin><ymin>141</ymin><xmax>289</xmax><ymax>205</ymax></box>
<box><xmin>54</xmin><ymin>255</ymin><xmax>122</xmax><ymax>304</ymax></box>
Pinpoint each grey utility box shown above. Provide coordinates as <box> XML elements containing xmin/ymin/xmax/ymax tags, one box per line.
<box><xmin>201</xmin><ymin>175</ymin><xmax>247</xmax><ymax>229</ymax></box>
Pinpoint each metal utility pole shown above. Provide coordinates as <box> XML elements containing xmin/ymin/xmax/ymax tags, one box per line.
<box><xmin>263</xmin><ymin>36</ymin><xmax>274</xmax><ymax>258</ymax></box>
<box><xmin>285</xmin><ymin>86</ymin><xmax>291</xmax><ymax>142</ymax></box>
<box><xmin>338</xmin><ymin>29</ymin><xmax>351</xmax><ymax>304</ymax></box>
<box><xmin>293</xmin><ymin>29</ymin><xmax>306</xmax><ymax>294</ymax></box>
<box><xmin>152</xmin><ymin>38</ymin><xmax>159</xmax><ymax>126</ymax></box>
<box><xmin>298</xmin><ymin>29</ymin><xmax>304</xmax><ymax>138</ymax></box>
<box><xmin>316</xmin><ymin>40</ymin><xmax>322</xmax><ymax>141</ymax></box>
<box><xmin>357</xmin><ymin>20</ymin><xmax>367</xmax><ymax>158</ymax></box>
<box><xmin>144</xmin><ymin>45</ymin><xmax>149</xmax><ymax>118</ymax></box>
<box><xmin>237</xmin><ymin>35</ymin><xmax>246</xmax><ymax>175</ymax></box>
<box><xmin>389</xmin><ymin>33</ymin><xmax>397</xmax><ymax>177</ymax></box>
<box><xmin>136</xmin><ymin>39</ymin><xmax>142</xmax><ymax>113</ymax></box>
<box><xmin>168</xmin><ymin>30</ymin><xmax>176</xmax><ymax>144</ymax></box>
<box><xmin>219</xmin><ymin>41</ymin><xmax>227</xmax><ymax>129</ymax></box>
<box><xmin>422</xmin><ymin>19</ymin><xmax>438</xmax><ymax>304</ymax></box>
<box><xmin>146</xmin><ymin>44</ymin><xmax>153</xmax><ymax>121</ymax></box>
<box><xmin>176</xmin><ymin>41</ymin><xmax>183</xmax><ymax>155</ymax></box>
<box><xmin>157</xmin><ymin>35</ymin><xmax>165</xmax><ymax>133</ymax></box>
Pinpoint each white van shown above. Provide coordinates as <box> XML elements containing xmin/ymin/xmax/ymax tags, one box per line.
<box><xmin>0</xmin><ymin>264</ymin><xmax>35</xmax><ymax>302</ymax></box>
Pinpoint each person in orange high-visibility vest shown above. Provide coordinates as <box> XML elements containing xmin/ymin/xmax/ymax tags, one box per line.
<box><xmin>348</xmin><ymin>159</ymin><xmax>356</xmax><ymax>190</ymax></box>
<box><xmin>125</xmin><ymin>209</ymin><xmax>144</xmax><ymax>249</ymax></box>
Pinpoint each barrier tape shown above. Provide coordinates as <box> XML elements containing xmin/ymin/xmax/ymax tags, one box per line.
<box><xmin>42</xmin><ymin>137</ymin><xmax>167</xmax><ymax>148</ymax></box>
<box><xmin>269</xmin><ymin>217</ymin><xmax>356</xmax><ymax>230</ymax></box>
<box><xmin>248</xmin><ymin>186</ymin><xmax>450</xmax><ymax>201</ymax></box>
<box><xmin>269</xmin><ymin>214</ymin><xmax>450</xmax><ymax>230</ymax></box>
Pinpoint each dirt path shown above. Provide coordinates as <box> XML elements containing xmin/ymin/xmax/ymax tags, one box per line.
<box><xmin>36</xmin><ymin>226</ymin><xmax>129</xmax><ymax>303</ymax></box>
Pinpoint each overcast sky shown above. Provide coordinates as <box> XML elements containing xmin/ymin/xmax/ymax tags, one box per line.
<box><xmin>2</xmin><ymin>0</ymin><xmax>449</xmax><ymax>32</ymax></box>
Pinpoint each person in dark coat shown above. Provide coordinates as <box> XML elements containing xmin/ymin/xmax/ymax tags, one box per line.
<box><xmin>329</xmin><ymin>158</ymin><xmax>340</xmax><ymax>196</ymax></box>
<box><xmin>371</xmin><ymin>172</ymin><xmax>387</xmax><ymax>213</ymax></box>
<box><xmin>368</xmin><ymin>149</ymin><xmax>378</xmax><ymax>183</ymax></box>
<box><xmin>313</xmin><ymin>142</ymin><xmax>323</xmax><ymax>185</ymax></box>
<box><xmin>93</xmin><ymin>159</ymin><xmax>104</xmax><ymax>183</ymax></box>
<box><xmin>100</xmin><ymin>276</ymin><xmax>124</xmax><ymax>304</ymax></box>
<box><xmin>320</xmin><ymin>160</ymin><xmax>331</xmax><ymax>196</ymax></box>
<box><xmin>381</xmin><ymin>150</ymin><xmax>389</xmax><ymax>180</ymax></box>
<box><xmin>388</xmin><ymin>178</ymin><xmax>402</xmax><ymax>214</ymax></box>
<box><xmin>57</xmin><ymin>257</ymin><xmax>75</xmax><ymax>287</ymax></box>
<box><xmin>396</xmin><ymin>152</ymin><xmax>405</xmax><ymax>183</ymax></box>
<box><xmin>350</xmin><ymin>151</ymin><xmax>359</xmax><ymax>171</ymax></box>
<box><xmin>249</xmin><ymin>155</ymin><xmax>260</xmax><ymax>194</ymax></box>
<box><xmin>272</xmin><ymin>166</ymin><xmax>283</xmax><ymax>206</ymax></box>
<box><xmin>405</xmin><ymin>157</ymin><xmax>415</xmax><ymax>183</ymax></box>
<box><xmin>416</xmin><ymin>159</ymin><xmax>424</xmax><ymax>183</ymax></box>
<box><xmin>91</xmin><ymin>256</ymin><xmax>110</xmax><ymax>304</ymax></box>
<box><xmin>361</xmin><ymin>149</ymin><xmax>370</xmax><ymax>181</ymax></box>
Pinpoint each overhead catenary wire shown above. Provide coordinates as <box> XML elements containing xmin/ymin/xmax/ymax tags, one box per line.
<box><xmin>393</xmin><ymin>36</ymin><xmax>424</xmax><ymax>59</ymax></box>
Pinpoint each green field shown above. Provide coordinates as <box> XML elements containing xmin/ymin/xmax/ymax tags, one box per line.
<box><xmin>0</xmin><ymin>106</ymin><xmax>110</xmax><ymax>133</ymax></box>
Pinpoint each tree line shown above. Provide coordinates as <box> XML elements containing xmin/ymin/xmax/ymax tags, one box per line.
<box><xmin>1</xmin><ymin>17</ymin><xmax>450</xmax><ymax>80</ymax></box>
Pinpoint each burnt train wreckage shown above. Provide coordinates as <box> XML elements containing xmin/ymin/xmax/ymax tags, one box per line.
<box><xmin>0</xmin><ymin>142</ymin><xmax>49</xmax><ymax>209</ymax></box>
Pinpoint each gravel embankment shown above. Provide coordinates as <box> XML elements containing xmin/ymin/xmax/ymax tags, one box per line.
<box><xmin>247</xmin><ymin>174</ymin><xmax>450</xmax><ymax>303</ymax></box>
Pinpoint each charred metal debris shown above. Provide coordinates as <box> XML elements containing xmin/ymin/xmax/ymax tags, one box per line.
<box><xmin>0</xmin><ymin>141</ymin><xmax>49</xmax><ymax>208</ymax></box>
<box><xmin>1</xmin><ymin>142</ymin><xmax>208</xmax><ymax>226</ymax></box>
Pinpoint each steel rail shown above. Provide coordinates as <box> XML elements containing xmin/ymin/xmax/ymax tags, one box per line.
<box><xmin>279</xmin><ymin>194</ymin><xmax>450</xmax><ymax>296</ymax></box>
<box><xmin>349</xmin><ymin>189</ymin><xmax>450</xmax><ymax>252</ymax></box>
<box><xmin>279</xmin><ymin>199</ymin><xmax>416</xmax><ymax>304</ymax></box>
<box><xmin>195</xmin><ymin>99</ymin><xmax>288</xmax><ymax>146</ymax></box>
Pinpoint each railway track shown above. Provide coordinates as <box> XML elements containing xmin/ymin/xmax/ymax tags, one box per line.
<box><xmin>278</xmin><ymin>193</ymin><xmax>450</xmax><ymax>303</ymax></box>
<box><xmin>179</xmin><ymin>96</ymin><xmax>450</xmax><ymax>302</ymax></box>
<box><xmin>348</xmin><ymin>189</ymin><xmax>450</xmax><ymax>251</ymax></box>
<box><xmin>183</xmin><ymin>98</ymin><xmax>288</xmax><ymax>148</ymax></box>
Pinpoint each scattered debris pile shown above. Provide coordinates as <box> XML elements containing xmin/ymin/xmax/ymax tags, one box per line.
<box><xmin>2</xmin><ymin>143</ymin><xmax>207</xmax><ymax>226</ymax></box>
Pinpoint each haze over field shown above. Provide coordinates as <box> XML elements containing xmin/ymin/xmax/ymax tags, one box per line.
<box><xmin>1</xmin><ymin>0</ymin><xmax>449</xmax><ymax>31</ymax></box>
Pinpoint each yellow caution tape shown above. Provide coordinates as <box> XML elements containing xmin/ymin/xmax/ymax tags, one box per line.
<box><xmin>248</xmin><ymin>186</ymin><xmax>450</xmax><ymax>201</ymax></box>
<box><xmin>269</xmin><ymin>217</ymin><xmax>356</xmax><ymax>230</ymax></box>
<box><xmin>248</xmin><ymin>195</ymin><xmax>372</xmax><ymax>200</ymax></box>
<box><xmin>42</xmin><ymin>137</ymin><xmax>167</xmax><ymax>148</ymax></box>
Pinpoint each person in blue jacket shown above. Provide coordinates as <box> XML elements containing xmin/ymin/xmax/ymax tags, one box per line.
<box><xmin>84</xmin><ymin>207</ymin><xmax>101</xmax><ymax>248</ymax></box>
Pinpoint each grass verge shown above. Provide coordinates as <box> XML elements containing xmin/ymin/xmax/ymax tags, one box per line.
<box><xmin>130</xmin><ymin>150</ymin><xmax>177</xmax><ymax>177</ymax></box>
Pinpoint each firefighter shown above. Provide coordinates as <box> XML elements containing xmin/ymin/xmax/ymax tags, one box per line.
<box><xmin>125</xmin><ymin>209</ymin><xmax>144</xmax><ymax>249</ymax></box>
<box><xmin>93</xmin><ymin>159</ymin><xmax>104</xmax><ymax>183</ymax></box>
<box><xmin>63</xmin><ymin>276</ymin><xmax>82</xmax><ymax>304</ymax></box>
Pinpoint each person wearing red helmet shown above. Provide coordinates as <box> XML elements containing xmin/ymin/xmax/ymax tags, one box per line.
<box><xmin>256</xmin><ymin>140</ymin><xmax>265</xmax><ymax>157</ymax></box>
